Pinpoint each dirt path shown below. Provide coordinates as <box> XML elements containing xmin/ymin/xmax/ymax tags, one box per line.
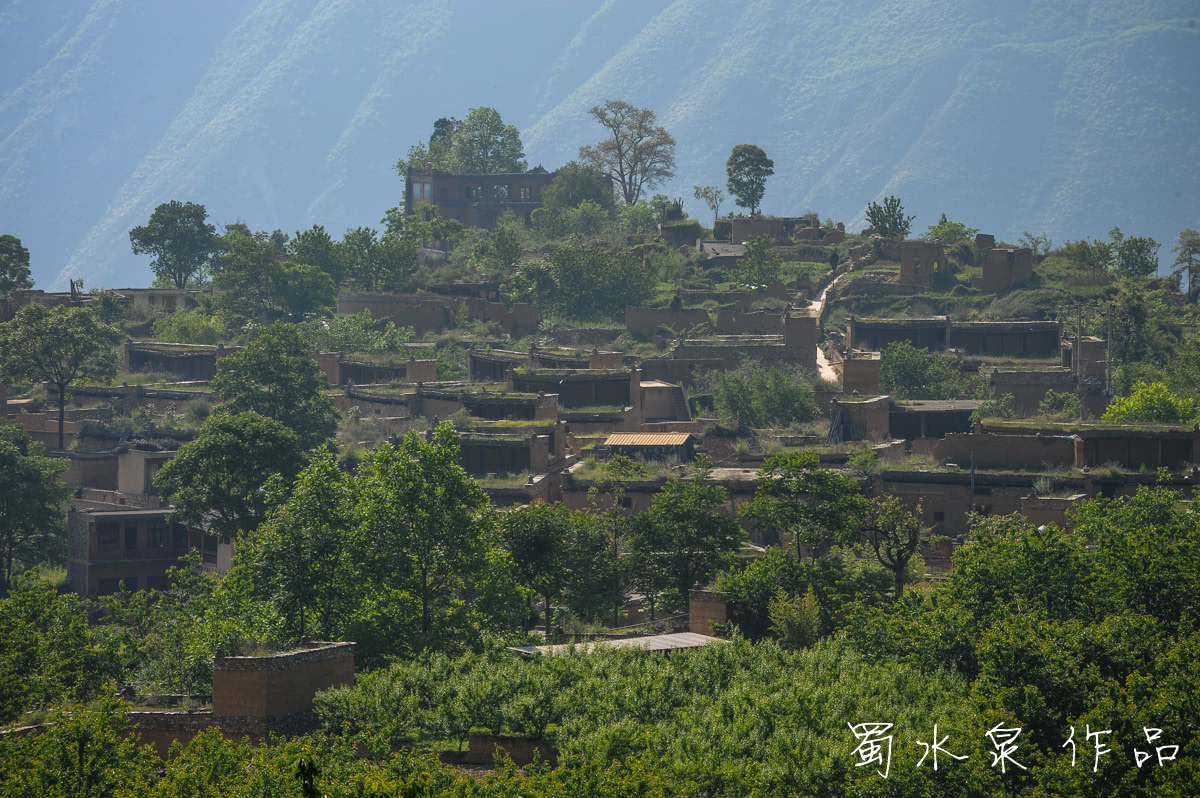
<box><xmin>811</xmin><ymin>271</ymin><xmax>852</xmax><ymax>383</ymax></box>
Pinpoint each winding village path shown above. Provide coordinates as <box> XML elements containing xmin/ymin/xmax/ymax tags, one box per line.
<box><xmin>810</xmin><ymin>270</ymin><xmax>853</xmax><ymax>383</ymax></box>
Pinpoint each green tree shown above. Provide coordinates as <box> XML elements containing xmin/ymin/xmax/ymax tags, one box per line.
<box><xmin>865</xmin><ymin>195</ymin><xmax>915</xmax><ymax>240</ymax></box>
<box><xmin>381</xmin><ymin>206</ymin><xmax>466</xmax><ymax>250</ymax></box>
<box><xmin>725</xmin><ymin>144</ymin><xmax>774</xmax><ymax>216</ymax></box>
<box><xmin>628</xmin><ymin>457</ymin><xmax>744</xmax><ymax>605</ymax></box>
<box><xmin>741</xmin><ymin>450</ymin><xmax>867</xmax><ymax>559</ymax></box>
<box><xmin>129</xmin><ymin>200</ymin><xmax>219</xmax><ymax>288</ymax></box>
<box><xmin>238</xmin><ymin>448</ymin><xmax>354</xmax><ymax>639</ymax></box>
<box><xmin>0</xmin><ymin>303</ymin><xmax>119</xmax><ymax>449</ymax></box>
<box><xmin>1018</xmin><ymin>230</ymin><xmax>1053</xmax><ymax>260</ymax></box>
<box><xmin>212</xmin><ymin>227</ymin><xmax>335</xmax><ymax>322</ymax></box>
<box><xmin>501</xmin><ymin>503</ymin><xmax>573</xmax><ymax>636</ymax></box>
<box><xmin>0</xmin><ymin>423</ymin><xmax>70</xmax><ymax>596</ymax></box>
<box><xmin>297</xmin><ymin>310</ymin><xmax>413</xmax><ymax>354</ymax></box>
<box><xmin>350</xmin><ymin>424</ymin><xmax>522</xmax><ymax>660</ymax></box>
<box><xmin>1063</xmin><ymin>237</ymin><xmax>1113</xmax><ymax>279</ymax></box>
<box><xmin>0</xmin><ymin>234</ymin><xmax>32</xmax><ymax>296</ymax></box>
<box><xmin>210</xmin><ymin>322</ymin><xmax>339</xmax><ymax>450</ymax></box>
<box><xmin>879</xmin><ymin>340</ymin><xmax>979</xmax><ymax>400</ymax></box>
<box><xmin>290</xmin><ymin>224</ymin><xmax>344</xmax><ymax>287</ymax></box>
<box><xmin>692</xmin><ymin>185</ymin><xmax>725</xmax><ymax>229</ymax></box>
<box><xmin>1102</xmin><ymin>381</ymin><xmax>1198</xmax><ymax>424</ymax></box>
<box><xmin>154</xmin><ymin>411</ymin><xmax>305</xmax><ymax>541</ymax></box>
<box><xmin>1109</xmin><ymin>226</ymin><xmax>1160</xmax><ymax>279</ymax></box>
<box><xmin>1171</xmin><ymin>228</ymin><xmax>1200</xmax><ymax>301</ymax></box>
<box><xmin>0</xmin><ymin>576</ymin><xmax>121</xmax><ymax>722</ymax></box>
<box><xmin>544</xmin><ymin>239</ymin><xmax>654</xmax><ymax>318</ymax></box>
<box><xmin>768</xmin><ymin>587</ymin><xmax>820</xmax><ymax>649</ymax></box>
<box><xmin>862</xmin><ymin>496</ymin><xmax>922</xmax><ymax>598</ymax></box>
<box><xmin>542</xmin><ymin>160</ymin><xmax>615</xmax><ymax>213</ymax></box>
<box><xmin>580</xmin><ymin>100</ymin><xmax>676</xmax><ymax>205</ymax></box>
<box><xmin>925</xmin><ymin>214</ymin><xmax>979</xmax><ymax>246</ymax></box>
<box><xmin>150</xmin><ymin>307</ymin><xmax>228</xmax><ymax>345</ymax></box>
<box><xmin>735</xmin><ymin>235</ymin><xmax>781</xmax><ymax>286</ymax></box>
<box><xmin>451</xmin><ymin>107</ymin><xmax>527</xmax><ymax>173</ymax></box>
<box><xmin>708</xmin><ymin>364</ymin><xmax>818</xmax><ymax>428</ymax></box>
<box><xmin>337</xmin><ymin>226</ymin><xmax>418</xmax><ymax>293</ymax></box>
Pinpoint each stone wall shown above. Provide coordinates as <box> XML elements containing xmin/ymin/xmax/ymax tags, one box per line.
<box><xmin>714</xmin><ymin>309</ymin><xmax>783</xmax><ymax>335</ymax></box>
<box><xmin>688</xmin><ymin>589</ymin><xmax>728</xmax><ymax>635</ymax></box>
<box><xmin>933</xmin><ymin>432</ymin><xmax>1076</xmax><ymax>469</ymax></box>
<box><xmin>625</xmin><ymin>306</ymin><xmax>712</xmax><ymax>337</ymax></box>
<box><xmin>989</xmin><ymin>369</ymin><xmax>1076</xmax><ymax>416</ymax></box>
<box><xmin>212</xmin><ymin>642</ymin><xmax>355</xmax><ymax>719</ymax></box>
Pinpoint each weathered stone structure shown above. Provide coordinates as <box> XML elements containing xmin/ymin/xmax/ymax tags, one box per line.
<box><xmin>405</xmin><ymin>167</ymin><xmax>555</xmax><ymax>228</ymax></box>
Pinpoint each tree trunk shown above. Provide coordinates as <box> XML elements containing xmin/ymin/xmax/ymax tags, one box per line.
<box><xmin>57</xmin><ymin>385</ymin><xmax>66</xmax><ymax>451</ymax></box>
<box><xmin>544</xmin><ymin>594</ymin><xmax>552</xmax><ymax>640</ymax></box>
<box><xmin>894</xmin><ymin>567</ymin><xmax>906</xmax><ymax>599</ymax></box>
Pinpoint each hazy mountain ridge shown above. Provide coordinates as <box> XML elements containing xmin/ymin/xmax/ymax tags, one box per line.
<box><xmin>0</xmin><ymin>0</ymin><xmax>1195</xmax><ymax>289</ymax></box>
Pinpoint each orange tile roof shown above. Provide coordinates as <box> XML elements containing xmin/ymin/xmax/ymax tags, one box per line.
<box><xmin>604</xmin><ymin>433</ymin><xmax>694</xmax><ymax>446</ymax></box>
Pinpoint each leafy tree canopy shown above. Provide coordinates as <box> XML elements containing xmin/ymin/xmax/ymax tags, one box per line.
<box><xmin>925</xmin><ymin>213</ymin><xmax>978</xmax><ymax>246</ymax></box>
<box><xmin>211</xmin><ymin>322</ymin><xmax>339</xmax><ymax>449</ymax></box>
<box><xmin>0</xmin><ymin>234</ymin><xmax>32</xmax><ymax>296</ymax></box>
<box><xmin>879</xmin><ymin>340</ymin><xmax>982</xmax><ymax>400</ymax></box>
<box><xmin>1102</xmin><ymin>380</ymin><xmax>1198</xmax><ymax>424</ymax></box>
<box><xmin>726</xmin><ymin>144</ymin><xmax>774</xmax><ymax>216</ymax></box>
<box><xmin>579</xmin><ymin>100</ymin><xmax>676</xmax><ymax>205</ymax></box>
<box><xmin>864</xmin><ymin>195</ymin><xmax>915</xmax><ymax>239</ymax></box>
<box><xmin>395</xmin><ymin>107</ymin><xmax>526</xmax><ymax>174</ymax></box>
<box><xmin>129</xmin><ymin>200</ymin><xmax>219</xmax><ymax>288</ymax></box>
<box><xmin>0</xmin><ymin>423</ymin><xmax>69</xmax><ymax>596</ymax></box>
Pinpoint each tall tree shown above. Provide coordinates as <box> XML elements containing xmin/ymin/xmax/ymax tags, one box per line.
<box><xmin>238</xmin><ymin>448</ymin><xmax>354</xmax><ymax>639</ymax></box>
<box><xmin>351</xmin><ymin>424</ymin><xmax>523</xmax><ymax>658</ymax></box>
<box><xmin>879</xmin><ymin>340</ymin><xmax>979</xmax><ymax>400</ymax></box>
<box><xmin>0</xmin><ymin>304</ymin><xmax>119</xmax><ymax>450</ymax></box>
<box><xmin>337</xmin><ymin>226</ymin><xmax>418</xmax><ymax>293</ymax></box>
<box><xmin>741</xmin><ymin>451</ymin><xmax>868</xmax><ymax>560</ymax></box>
<box><xmin>579</xmin><ymin>100</ymin><xmax>676</xmax><ymax>205</ymax></box>
<box><xmin>0</xmin><ymin>423</ymin><xmax>70</xmax><ymax>596</ymax></box>
<box><xmin>725</xmin><ymin>145</ymin><xmax>774</xmax><ymax>216</ymax></box>
<box><xmin>213</xmin><ymin>228</ymin><xmax>335</xmax><ymax>323</ymax></box>
<box><xmin>543</xmin><ymin>161</ymin><xmax>616</xmax><ymax>212</ymax></box>
<box><xmin>692</xmin><ymin>185</ymin><xmax>725</xmax><ymax>229</ymax></box>
<box><xmin>864</xmin><ymin>195</ymin><xmax>915</xmax><ymax>240</ymax></box>
<box><xmin>153</xmin><ymin>411</ymin><xmax>305</xmax><ymax>541</ymax></box>
<box><xmin>628</xmin><ymin>457</ymin><xmax>744</xmax><ymax>606</ymax></box>
<box><xmin>210</xmin><ymin>322</ymin><xmax>339</xmax><ymax>450</ymax></box>
<box><xmin>1172</xmin><ymin>228</ymin><xmax>1200</xmax><ymax>301</ymax></box>
<box><xmin>1109</xmin><ymin>226</ymin><xmax>1160</xmax><ymax>279</ymax></box>
<box><xmin>0</xmin><ymin>235</ymin><xmax>32</xmax><ymax>296</ymax></box>
<box><xmin>862</xmin><ymin>495</ymin><xmax>923</xmax><ymax>598</ymax></box>
<box><xmin>452</xmin><ymin>107</ymin><xmax>527</xmax><ymax>173</ymax></box>
<box><xmin>544</xmin><ymin>239</ymin><xmax>654</xmax><ymax>319</ymax></box>
<box><xmin>290</xmin><ymin>224</ymin><xmax>343</xmax><ymax>287</ymax></box>
<box><xmin>129</xmin><ymin>200</ymin><xmax>218</xmax><ymax>288</ymax></box>
<box><xmin>501</xmin><ymin>503</ymin><xmax>573</xmax><ymax>637</ymax></box>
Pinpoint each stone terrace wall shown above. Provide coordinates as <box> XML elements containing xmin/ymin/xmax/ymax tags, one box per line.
<box><xmin>625</xmin><ymin>307</ymin><xmax>712</xmax><ymax>337</ymax></box>
<box><xmin>934</xmin><ymin>432</ymin><xmax>1076</xmax><ymax>469</ymax></box>
<box><xmin>212</xmin><ymin>642</ymin><xmax>354</xmax><ymax>719</ymax></box>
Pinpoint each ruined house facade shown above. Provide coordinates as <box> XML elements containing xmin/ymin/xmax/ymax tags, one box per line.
<box><xmin>405</xmin><ymin>167</ymin><xmax>556</xmax><ymax>228</ymax></box>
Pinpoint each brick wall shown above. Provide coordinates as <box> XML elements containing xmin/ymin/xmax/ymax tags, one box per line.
<box><xmin>689</xmin><ymin>590</ymin><xmax>728</xmax><ymax>634</ymax></box>
<box><xmin>625</xmin><ymin>306</ymin><xmax>712</xmax><ymax>337</ymax></box>
<box><xmin>212</xmin><ymin>643</ymin><xmax>355</xmax><ymax>719</ymax></box>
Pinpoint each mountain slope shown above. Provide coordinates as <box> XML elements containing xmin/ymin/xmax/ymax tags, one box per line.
<box><xmin>0</xmin><ymin>0</ymin><xmax>1196</xmax><ymax>289</ymax></box>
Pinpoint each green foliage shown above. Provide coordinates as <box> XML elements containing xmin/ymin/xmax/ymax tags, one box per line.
<box><xmin>707</xmin><ymin>363</ymin><xmax>818</xmax><ymax>427</ymax></box>
<box><xmin>734</xmin><ymin>235</ymin><xmax>781</xmax><ymax>286</ymax></box>
<box><xmin>433</xmin><ymin>342</ymin><xmax>468</xmax><ymax>380</ymax></box>
<box><xmin>767</xmin><ymin>587</ymin><xmax>820</xmax><ymax>649</ymax></box>
<box><xmin>879</xmin><ymin>340</ymin><xmax>982</xmax><ymax>400</ymax></box>
<box><xmin>0</xmin><ymin>575</ymin><xmax>121</xmax><ymax>722</ymax></box>
<box><xmin>336</xmin><ymin>226</ymin><xmax>418</xmax><ymax>294</ymax></box>
<box><xmin>725</xmin><ymin>144</ymin><xmax>774</xmax><ymax>216</ymax></box>
<box><xmin>0</xmin><ymin>303</ymin><xmax>120</xmax><ymax>449</ymax></box>
<box><xmin>348</xmin><ymin>424</ymin><xmax>524</xmax><ymax>663</ymax></box>
<box><xmin>602</xmin><ymin>453</ymin><xmax>648</xmax><ymax>480</ymax></box>
<box><xmin>542</xmin><ymin>161</ymin><xmax>615</xmax><ymax>213</ymax></box>
<box><xmin>1063</xmin><ymin>236</ymin><xmax>1114</xmax><ymax>279</ymax></box>
<box><xmin>298</xmin><ymin>310</ymin><xmax>414</xmax><ymax>354</ymax></box>
<box><xmin>211</xmin><ymin>322</ymin><xmax>340</xmax><ymax>449</ymax></box>
<box><xmin>129</xmin><ymin>200</ymin><xmax>219</xmax><ymax>288</ymax></box>
<box><xmin>845</xmin><ymin>449</ymin><xmax>881</xmax><ymax>476</ymax></box>
<box><xmin>741</xmin><ymin>450</ymin><xmax>868</xmax><ymax>558</ymax></box>
<box><xmin>1109</xmin><ymin>226</ymin><xmax>1160</xmax><ymax>279</ymax></box>
<box><xmin>212</xmin><ymin>226</ymin><xmax>337</xmax><ymax>322</ymax></box>
<box><xmin>1171</xmin><ymin>227</ymin><xmax>1200</xmax><ymax>301</ymax></box>
<box><xmin>290</xmin><ymin>224</ymin><xmax>344</xmax><ymax>286</ymax></box>
<box><xmin>519</xmin><ymin>239</ymin><xmax>653</xmax><ymax>319</ymax></box>
<box><xmin>0</xmin><ymin>423</ymin><xmax>70</xmax><ymax>596</ymax></box>
<box><xmin>969</xmin><ymin>392</ymin><xmax>1014</xmax><ymax>425</ymax></box>
<box><xmin>925</xmin><ymin>213</ymin><xmax>978</xmax><ymax>246</ymax></box>
<box><xmin>1038</xmin><ymin>388</ymin><xmax>1081</xmax><ymax>419</ymax></box>
<box><xmin>396</xmin><ymin>107</ymin><xmax>526</xmax><ymax>175</ymax></box>
<box><xmin>154</xmin><ymin>410</ymin><xmax>306</xmax><ymax>541</ymax></box>
<box><xmin>862</xmin><ymin>495</ymin><xmax>922</xmax><ymax>597</ymax></box>
<box><xmin>864</xmin><ymin>195</ymin><xmax>914</xmax><ymax>239</ymax></box>
<box><xmin>628</xmin><ymin>457</ymin><xmax>744</xmax><ymax>611</ymax></box>
<box><xmin>150</xmin><ymin>307</ymin><xmax>229</xmax><ymax>344</ymax></box>
<box><xmin>579</xmin><ymin>100</ymin><xmax>676</xmax><ymax>205</ymax></box>
<box><xmin>692</xmin><ymin>184</ymin><xmax>725</xmax><ymax>228</ymax></box>
<box><xmin>1102</xmin><ymin>380</ymin><xmax>1198</xmax><ymax>424</ymax></box>
<box><xmin>0</xmin><ymin>234</ymin><xmax>32</xmax><ymax>296</ymax></box>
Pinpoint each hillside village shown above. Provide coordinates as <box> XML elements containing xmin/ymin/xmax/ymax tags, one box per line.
<box><xmin>2</xmin><ymin>102</ymin><xmax>1199</xmax><ymax>796</ymax></box>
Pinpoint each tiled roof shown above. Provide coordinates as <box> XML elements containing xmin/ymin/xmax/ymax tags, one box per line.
<box><xmin>604</xmin><ymin>433</ymin><xmax>693</xmax><ymax>446</ymax></box>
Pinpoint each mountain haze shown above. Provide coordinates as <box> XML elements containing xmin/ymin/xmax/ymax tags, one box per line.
<box><xmin>1</xmin><ymin>0</ymin><xmax>1197</xmax><ymax>289</ymax></box>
